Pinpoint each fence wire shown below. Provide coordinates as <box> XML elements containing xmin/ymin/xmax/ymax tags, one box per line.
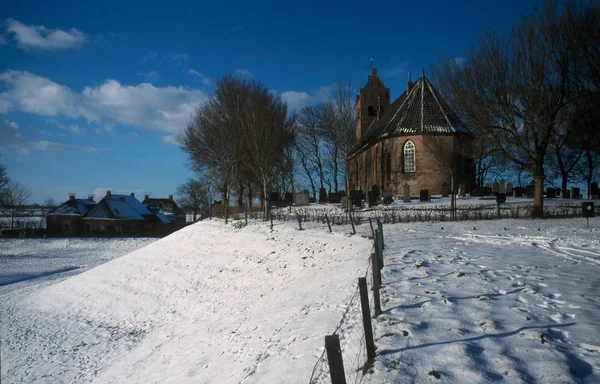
<box><xmin>309</xmin><ymin>244</ymin><xmax>377</xmax><ymax>384</ymax></box>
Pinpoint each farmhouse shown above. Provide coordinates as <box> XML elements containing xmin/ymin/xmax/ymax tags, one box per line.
<box><xmin>47</xmin><ymin>191</ymin><xmax>186</xmax><ymax>237</ymax></box>
<box><xmin>142</xmin><ymin>194</ymin><xmax>186</xmax><ymax>227</ymax></box>
<box><xmin>347</xmin><ymin>68</ymin><xmax>475</xmax><ymax>197</ymax></box>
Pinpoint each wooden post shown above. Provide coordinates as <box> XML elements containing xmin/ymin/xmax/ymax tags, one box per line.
<box><xmin>296</xmin><ymin>212</ymin><xmax>303</xmax><ymax>230</ymax></box>
<box><xmin>376</xmin><ymin>218</ymin><xmax>384</xmax><ymax>249</ymax></box>
<box><xmin>349</xmin><ymin>211</ymin><xmax>356</xmax><ymax>235</ymax></box>
<box><xmin>371</xmin><ymin>252</ymin><xmax>382</xmax><ymax>316</ymax></box>
<box><xmin>325</xmin><ymin>334</ymin><xmax>347</xmax><ymax>384</ymax></box>
<box><xmin>245</xmin><ymin>210</ymin><xmax>248</xmax><ymax>226</ymax></box>
<box><xmin>325</xmin><ymin>214</ymin><xmax>332</xmax><ymax>233</ymax></box>
<box><xmin>375</xmin><ymin>229</ymin><xmax>384</xmax><ymax>269</ymax></box>
<box><xmin>358</xmin><ymin>277</ymin><xmax>376</xmax><ymax>361</ymax></box>
<box><xmin>368</xmin><ymin>217</ymin><xmax>375</xmax><ymax>238</ymax></box>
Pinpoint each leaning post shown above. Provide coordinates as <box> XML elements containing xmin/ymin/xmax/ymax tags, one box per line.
<box><xmin>324</xmin><ymin>334</ymin><xmax>347</xmax><ymax>384</ymax></box>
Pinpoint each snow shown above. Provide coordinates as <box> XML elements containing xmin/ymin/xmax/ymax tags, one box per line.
<box><xmin>1</xmin><ymin>210</ymin><xmax>599</xmax><ymax>383</ymax></box>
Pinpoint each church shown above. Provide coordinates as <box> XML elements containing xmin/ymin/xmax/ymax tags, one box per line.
<box><xmin>347</xmin><ymin>68</ymin><xmax>475</xmax><ymax>198</ymax></box>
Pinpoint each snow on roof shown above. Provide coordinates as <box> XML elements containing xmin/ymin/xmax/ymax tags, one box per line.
<box><xmin>155</xmin><ymin>213</ymin><xmax>172</xmax><ymax>224</ymax></box>
<box><xmin>48</xmin><ymin>199</ymin><xmax>96</xmax><ymax>216</ymax></box>
<box><xmin>85</xmin><ymin>194</ymin><xmax>152</xmax><ymax>220</ymax></box>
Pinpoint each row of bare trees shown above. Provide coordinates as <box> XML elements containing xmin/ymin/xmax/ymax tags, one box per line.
<box><xmin>434</xmin><ymin>0</ymin><xmax>600</xmax><ymax>218</ymax></box>
<box><xmin>294</xmin><ymin>83</ymin><xmax>356</xmax><ymax>199</ymax></box>
<box><xmin>0</xmin><ymin>153</ymin><xmax>33</xmax><ymax>230</ymax></box>
<box><xmin>178</xmin><ymin>76</ymin><xmax>294</xmax><ymax>217</ymax></box>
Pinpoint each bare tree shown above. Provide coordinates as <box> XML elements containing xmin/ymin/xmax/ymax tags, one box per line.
<box><xmin>296</xmin><ymin>105</ymin><xmax>328</xmax><ymax>198</ymax></box>
<box><xmin>238</xmin><ymin>79</ymin><xmax>295</xmax><ymax>216</ymax></box>
<box><xmin>177</xmin><ymin>178</ymin><xmax>214</xmax><ymax>222</ymax></box>
<box><xmin>178</xmin><ymin>76</ymin><xmax>247</xmax><ymax>220</ymax></box>
<box><xmin>321</xmin><ymin>82</ymin><xmax>356</xmax><ymax>194</ymax></box>
<box><xmin>434</xmin><ymin>1</ymin><xmax>574</xmax><ymax>217</ymax></box>
<box><xmin>0</xmin><ymin>180</ymin><xmax>31</xmax><ymax>230</ymax></box>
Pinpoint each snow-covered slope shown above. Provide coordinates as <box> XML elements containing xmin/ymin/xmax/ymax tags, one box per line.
<box><xmin>1</xmin><ymin>219</ymin><xmax>373</xmax><ymax>383</ymax></box>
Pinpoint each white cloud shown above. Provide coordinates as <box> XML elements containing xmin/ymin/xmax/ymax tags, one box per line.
<box><xmin>0</xmin><ymin>70</ymin><xmax>207</xmax><ymax>134</ymax></box>
<box><xmin>137</xmin><ymin>71</ymin><xmax>160</xmax><ymax>82</ymax></box>
<box><xmin>141</xmin><ymin>50</ymin><xmax>158</xmax><ymax>63</ymax></box>
<box><xmin>279</xmin><ymin>85</ymin><xmax>333</xmax><ymax>110</ymax></box>
<box><xmin>188</xmin><ymin>70</ymin><xmax>211</xmax><ymax>86</ymax></box>
<box><xmin>0</xmin><ymin>118</ymin><xmax>107</xmax><ymax>154</ymax></box>
<box><xmin>235</xmin><ymin>69</ymin><xmax>254</xmax><ymax>78</ymax></box>
<box><xmin>161</xmin><ymin>135</ymin><xmax>178</xmax><ymax>145</ymax></box>
<box><xmin>0</xmin><ymin>71</ymin><xmax>80</xmax><ymax>116</ymax></box>
<box><xmin>0</xmin><ymin>118</ymin><xmax>24</xmax><ymax>146</ymax></box>
<box><xmin>4</xmin><ymin>19</ymin><xmax>86</xmax><ymax>50</ymax></box>
<box><xmin>169</xmin><ymin>53</ymin><xmax>188</xmax><ymax>66</ymax></box>
<box><xmin>46</xmin><ymin>119</ymin><xmax>83</xmax><ymax>134</ymax></box>
<box><xmin>0</xmin><ymin>34</ymin><xmax>7</xmax><ymax>45</ymax></box>
<box><xmin>29</xmin><ymin>140</ymin><xmax>109</xmax><ymax>152</ymax></box>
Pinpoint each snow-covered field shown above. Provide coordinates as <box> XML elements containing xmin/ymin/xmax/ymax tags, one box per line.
<box><xmin>1</xmin><ymin>211</ymin><xmax>599</xmax><ymax>383</ymax></box>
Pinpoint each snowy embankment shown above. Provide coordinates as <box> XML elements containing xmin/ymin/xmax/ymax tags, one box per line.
<box><xmin>365</xmin><ymin>218</ymin><xmax>600</xmax><ymax>383</ymax></box>
<box><xmin>1</xmin><ymin>220</ymin><xmax>373</xmax><ymax>383</ymax></box>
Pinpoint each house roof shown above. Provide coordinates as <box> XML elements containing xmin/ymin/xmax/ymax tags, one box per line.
<box><xmin>85</xmin><ymin>194</ymin><xmax>152</xmax><ymax>220</ymax></box>
<box><xmin>349</xmin><ymin>75</ymin><xmax>473</xmax><ymax>158</ymax></box>
<box><xmin>142</xmin><ymin>197</ymin><xmax>184</xmax><ymax>215</ymax></box>
<box><xmin>48</xmin><ymin>198</ymin><xmax>96</xmax><ymax>216</ymax></box>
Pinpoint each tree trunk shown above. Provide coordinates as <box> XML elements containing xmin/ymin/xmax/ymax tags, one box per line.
<box><xmin>237</xmin><ymin>184</ymin><xmax>244</xmax><ymax>208</ymax></box>
<box><xmin>247</xmin><ymin>184</ymin><xmax>253</xmax><ymax>209</ymax></box>
<box><xmin>532</xmin><ymin>168</ymin><xmax>545</xmax><ymax>218</ymax></box>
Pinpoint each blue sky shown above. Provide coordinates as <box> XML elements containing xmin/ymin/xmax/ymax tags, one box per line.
<box><xmin>0</xmin><ymin>0</ymin><xmax>542</xmax><ymax>204</ymax></box>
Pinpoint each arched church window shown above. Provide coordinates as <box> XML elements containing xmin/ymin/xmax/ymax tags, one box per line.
<box><xmin>404</xmin><ymin>141</ymin><xmax>415</xmax><ymax>173</ymax></box>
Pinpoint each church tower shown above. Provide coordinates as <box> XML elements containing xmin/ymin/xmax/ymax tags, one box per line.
<box><xmin>356</xmin><ymin>68</ymin><xmax>390</xmax><ymax>139</ymax></box>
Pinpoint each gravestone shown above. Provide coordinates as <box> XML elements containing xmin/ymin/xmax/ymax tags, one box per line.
<box><xmin>526</xmin><ymin>185</ymin><xmax>535</xmax><ymax>198</ymax></box>
<box><xmin>499</xmin><ymin>179</ymin><xmax>506</xmax><ymax>194</ymax></box>
<box><xmin>383</xmin><ymin>190</ymin><xmax>393</xmax><ymax>205</ymax></box>
<box><xmin>340</xmin><ymin>196</ymin><xmax>347</xmax><ymax>208</ymax></box>
<box><xmin>295</xmin><ymin>191</ymin><xmax>309</xmax><ymax>206</ymax></box>
<box><xmin>506</xmin><ymin>183</ymin><xmax>513</xmax><ymax>195</ymax></box>
<box><xmin>546</xmin><ymin>188</ymin><xmax>556</xmax><ymax>198</ymax></box>
<box><xmin>492</xmin><ymin>181</ymin><xmax>500</xmax><ymax>195</ymax></box>
<box><xmin>420</xmin><ymin>189</ymin><xmax>429</xmax><ymax>202</ymax></box>
<box><xmin>269</xmin><ymin>191</ymin><xmax>280</xmax><ymax>202</ymax></box>
<box><xmin>570</xmin><ymin>187</ymin><xmax>580</xmax><ymax>199</ymax></box>
<box><xmin>284</xmin><ymin>192</ymin><xmax>293</xmax><ymax>206</ymax></box>
<box><xmin>591</xmin><ymin>183</ymin><xmax>599</xmax><ymax>199</ymax></box>
<box><xmin>328</xmin><ymin>192</ymin><xmax>341</xmax><ymax>204</ymax></box>
<box><xmin>403</xmin><ymin>184</ymin><xmax>411</xmax><ymax>203</ymax></box>
<box><xmin>514</xmin><ymin>187</ymin><xmax>524</xmax><ymax>197</ymax></box>
<box><xmin>371</xmin><ymin>185</ymin><xmax>380</xmax><ymax>199</ymax></box>
<box><xmin>458</xmin><ymin>183</ymin><xmax>466</xmax><ymax>196</ymax></box>
<box><xmin>350</xmin><ymin>190</ymin><xmax>364</xmax><ymax>208</ymax></box>
<box><xmin>368</xmin><ymin>191</ymin><xmax>378</xmax><ymax>207</ymax></box>
<box><xmin>441</xmin><ymin>182</ymin><xmax>450</xmax><ymax>197</ymax></box>
<box><xmin>319</xmin><ymin>188</ymin><xmax>327</xmax><ymax>204</ymax></box>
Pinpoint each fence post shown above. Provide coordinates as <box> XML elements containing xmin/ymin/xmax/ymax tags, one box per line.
<box><xmin>325</xmin><ymin>334</ymin><xmax>347</xmax><ymax>384</ymax></box>
<box><xmin>325</xmin><ymin>214</ymin><xmax>332</xmax><ymax>233</ymax></box>
<box><xmin>296</xmin><ymin>212</ymin><xmax>303</xmax><ymax>230</ymax></box>
<box><xmin>371</xmin><ymin>252</ymin><xmax>382</xmax><ymax>316</ymax></box>
<box><xmin>368</xmin><ymin>217</ymin><xmax>375</xmax><ymax>238</ymax></box>
<box><xmin>349</xmin><ymin>211</ymin><xmax>357</xmax><ymax>235</ymax></box>
<box><xmin>358</xmin><ymin>277</ymin><xmax>376</xmax><ymax>362</ymax></box>
<box><xmin>375</xmin><ymin>229</ymin><xmax>384</xmax><ymax>269</ymax></box>
<box><xmin>376</xmin><ymin>218</ymin><xmax>384</xmax><ymax>249</ymax></box>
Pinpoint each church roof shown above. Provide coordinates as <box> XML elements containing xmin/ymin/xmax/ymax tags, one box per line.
<box><xmin>349</xmin><ymin>75</ymin><xmax>472</xmax><ymax>158</ymax></box>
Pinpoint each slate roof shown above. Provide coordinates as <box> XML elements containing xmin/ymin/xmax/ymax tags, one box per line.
<box><xmin>85</xmin><ymin>194</ymin><xmax>153</xmax><ymax>220</ymax></box>
<box><xmin>349</xmin><ymin>75</ymin><xmax>473</xmax><ymax>158</ymax></box>
<box><xmin>48</xmin><ymin>198</ymin><xmax>96</xmax><ymax>216</ymax></box>
<box><xmin>142</xmin><ymin>197</ymin><xmax>184</xmax><ymax>215</ymax></box>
